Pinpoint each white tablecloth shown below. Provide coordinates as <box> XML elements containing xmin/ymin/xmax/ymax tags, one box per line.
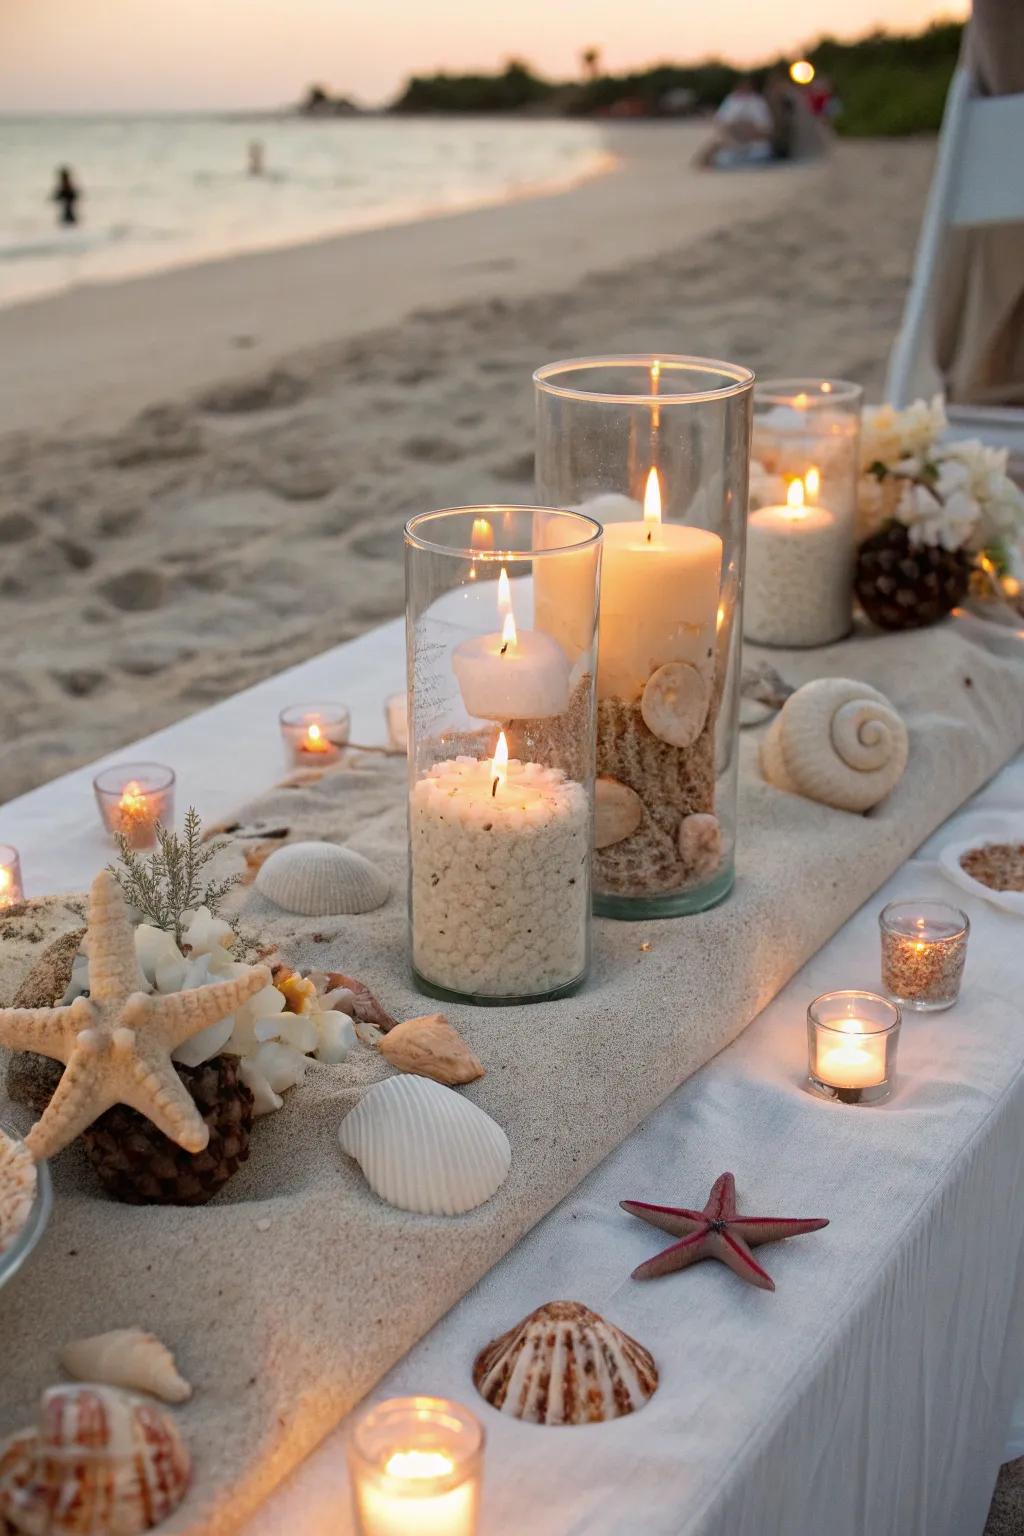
<box><xmin>3</xmin><ymin>622</ymin><xmax>1023</xmax><ymax>1536</ymax></box>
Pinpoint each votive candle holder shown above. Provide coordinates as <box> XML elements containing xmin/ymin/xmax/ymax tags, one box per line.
<box><xmin>880</xmin><ymin>899</ymin><xmax>969</xmax><ymax>1011</ymax></box>
<box><xmin>279</xmin><ymin>702</ymin><xmax>350</xmax><ymax>768</ymax></box>
<box><xmin>349</xmin><ymin>1396</ymin><xmax>484</xmax><ymax>1536</ymax></box>
<box><xmin>93</xmin><ymin>764</ymin><xmax>175</xmax><ymax>851</ymax></box>
<box><xmin>807</xmin><ymin>989</ymin><xmax>901</xmax><ymax>1105</ymax></box>
<box><xmin>0</xmin><ymin>845</ymin><xmax>24</xmax><ymax>908</ymax></box>
<box><xmin>385</xmin><ymin>692</ymin><xmax>408</xmax><ymax>753</ymax></box>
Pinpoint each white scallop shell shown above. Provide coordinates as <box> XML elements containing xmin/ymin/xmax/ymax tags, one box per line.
<box><xmin>0</xmin><ymin>1384</ymin><xmax>190</xmax><ymax>1536</ymax></box>
<box><xmin>61</xmin><ymin>1328</ymin><xmax>192</xmax><ymax>1405</ymax></box>
<box><xmin>254</xmin><ymin>841</ymin><xmax>389</xmax><ymax>916</ymax></box>
<box><xmin>594</xmin><ymin>776</ymin><xmax>643</xmax><ymax>849</ymax></box>
<box><xmin>760</xmin><ymin>677</ymin><xmax>909</xmax><ymax>813</ymax></box>
<box><xmin>641</xmin><ymin>661</ymin><xmax>709</xmax><ymax>748</ymax></box>
<box><xmin>473</xmin><ymin>1300</ymin><xmax>658</xmax><ymax>1425</ymax></box>
<box><xmin>338</xmin><ymin>1074</ymin><xmax>510</xmax><ymax>1216</ymax></box>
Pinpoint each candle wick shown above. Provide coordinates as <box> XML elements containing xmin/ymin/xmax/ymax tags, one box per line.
<box><xmin>491</xmin><ymin>776</ymin><xmax>499</xmax><ymax>797</ymax></box>
<box><xmin>500</xmin><ymin>641</ymin><xmax>509</xmax><ymax>656</ymax></box>
<box><xmin>645</xmin><ymin>529</ymin><xmax>652</xmax><ymax>543</ymax></box>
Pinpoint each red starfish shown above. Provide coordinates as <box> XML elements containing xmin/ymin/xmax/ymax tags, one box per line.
<box><xmin>621</xmin><ymin>1172</ymin><xmax>828</xmax><ymax>1291</ymax></box>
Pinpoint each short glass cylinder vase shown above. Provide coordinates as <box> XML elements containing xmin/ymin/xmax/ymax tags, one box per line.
<box><xmin>405</xmin><ymin>506</ymin><xmax>601</xmax><ymax>1006</ymax></box>
<box><xmin>746</xmin><ymin>378</ymin><xmax>862</xmax><ymax>649</ymax></box>
<box><xmin>348</xmin><ymin>1396</ymin><xmax>485</xmax><ymax>1536</ymax></box>
<box><xmin>806</xmin><ymin>989</ymin><xmax>901</xmax><ymax>1106</ymax></box>
<box><xmin>879</xmin><ymin>899</ymin><xmax>969</xmax><ymax>1011</ymax></box>
<box><xmin>534</xmin><ymin>354</ymin><xmax>753</xmax><ymax>920</ymax></box>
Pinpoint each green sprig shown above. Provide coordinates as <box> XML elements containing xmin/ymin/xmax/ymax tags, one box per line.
<box><xmin>108</xmin><ymin>806</ymin><xmax>238</xmax><ymax>947</ymax></box>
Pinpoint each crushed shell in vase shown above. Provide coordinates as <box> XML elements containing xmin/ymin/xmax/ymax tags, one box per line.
<box><xmin>60</xmin><ymin>1328</ymin><xmax>192</xmax><ymax>1405</ymax></box>
<box><xmin>641</xmin><ymin>661</ymin><xmax>710</xmax><ymax>749</ymax></box>
<box><xmin>254</xmin><ymin>841</ymin><xmax>390</xmax><ymax>916</ymax></box>
<box><xmin>338</xmin><ymin>1073</ymin><xmax>510</xmax><ymax>1216</ymax></box>
<box><xmin>594</xmin><ymin>776</ymin><xmax>644</xmax><ymax>850</ymax></box>
<box><xmin>759</xmin><ymin>677</ymin><xmax>909</xmax><ymax>813</ymax></box>
<box><xmin>473</xmin><ymin>1300</ymin><xmax>658</xmax><ymax>1425</ymax></box>
<box><xmin>677</xmin><ymin>812</ymin><xmax>721</xmax><ymax>879</ymax></box>
<box><xmin>0</xmin><ymin>1383</ymin><xmax>190</xmax><ymax>1536</ymax></box>
<box><xmin>378</xmin><ymin>1013</ymin><xmax>484</xmax><ymax>1086</ymax></box>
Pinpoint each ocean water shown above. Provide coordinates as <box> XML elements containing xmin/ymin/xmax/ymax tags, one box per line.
<box><xmin>0</xmin><ymin>115</ymin><xmax>609</xmax><ymax>308</ymax></box>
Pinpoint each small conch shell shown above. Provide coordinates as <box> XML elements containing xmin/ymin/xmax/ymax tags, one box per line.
<box><xmin>473</xmin><ymin>1300</ymin><xmax>658</xmax><ymax>1425</ymax></box>
<box><xmin>254</xmin><ymin>841</ymin><xmax>390</xmax><ymax>916</ymax></box>
<box><xmin>378</xmin><ymin>1013</ymin><xmax>484</xmax><ymax>1086</ymax></box>
<box><xmin>760</xmin><ymin>677</ymin><xmax>909</xmax><ymax>812</ymax></box>
<box><xmin>641</xmin><ymin>662</ymin><xmax>709</xmax><ymax>748</ymax></box>
<box><xmin>338</xmin><ymin>1073</ymin><xmax>510</xmax><ymax>1216</ymax></box>
<box><xmin>594</xmin><ymin>776</ymin><xmax>643</xmax><ymax>849</ymax></box>
<box><xmin>677</xmin><ymin>812</ymin><xmax>721</xmax><ymax>879</ymax></box>
<box><xmin>0</xmin><ymin>1383</ymin><xmax>190</xmax><ymax>1536</ymax></box>
<box><xmin>61</xmin><ymin>1328</ymin><xmax>192</xmax><ymax>1405</ymax></box>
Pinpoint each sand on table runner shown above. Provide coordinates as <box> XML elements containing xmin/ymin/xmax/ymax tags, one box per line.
<box><xmin>1</xmin><ymin>624</ymin><xmax>1022</xmax><ymax>1535</ymax></box>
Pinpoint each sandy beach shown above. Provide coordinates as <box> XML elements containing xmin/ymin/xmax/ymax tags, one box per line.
<box><xmin>0</xmin><ymin>125</ymin><xmax>935</xmax><ymax>803</ymax></box>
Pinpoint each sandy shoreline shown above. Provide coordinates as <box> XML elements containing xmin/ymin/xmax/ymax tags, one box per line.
<box><xmin>0</xmin><ymin>128</ymin><xmax>935</xmax><ymax>804</ymax></box>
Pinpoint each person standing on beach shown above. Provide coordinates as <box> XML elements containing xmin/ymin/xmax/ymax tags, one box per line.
<box><xmin>52</xmin><ymin>166</ymin><xmax>81</xmax><ymax>226</ymax></box>
<box><xmin>247</xmin><ymin>140</ymin><xmax>265</xmax><ymax>177</ymax></box>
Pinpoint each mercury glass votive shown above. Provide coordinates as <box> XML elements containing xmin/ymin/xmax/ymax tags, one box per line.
<box><xmin>279</xmin><ymin>702</ymin><xmax>350</xmax><ymax>768</ymax></box>
<box><xmin>93</xmin><ymin>763</ymin><xmax>175</xmax><ymax>850</ymax></box>
<box><xmin>349</xmin><ymin>1397</ymin><xmax>485</xmax><ymax>1536</ymax></box>
<box><xmin>406</xmin><ymin>505</ymin><xmax>600</xmax><ymax>1006</ymax></box>
<box><xmin>880</xmin><ymin>899</ymin><xmax>969</xmax><ymax>1011</ymax></box>
<box><xmin>0</xmin><ymin>846</ymin><xmax>24</xmax><ymax>908</ymax></box>
<box><xmin>746</xmin><ymin>378</ymin><xmax>862</xmax><ymax>648</ymax></box>
<box><xmin>807</xmin><ymin>990</ymin><xmax>901</xmax><ymax>1105</ymax></box>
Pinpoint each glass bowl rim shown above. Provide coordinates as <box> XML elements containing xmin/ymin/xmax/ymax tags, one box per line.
<box><xmin>533</xmin><ymin>353</ymin><xmax>755</xmax><ymax>405</ymax></box>
<box><xmin>92</xmin><ymin>761</ymin><xmax>176</xmax><ymax>794</ymax></box>
<box><xmin>878</xmin><ymin>897</ymin><xmax>969</xmax><ymax>939</ymax></box>
<box><xmin>278</xmin><ymin>702</ymin><xmax>352</xmax><ymax>725</ymax></box>
<box><xmin>807</xmin><ymin>988</ymin><xmax>902</xmax><ymax>1036</ymax></box>
<box><xmin>404</xmin><ymin>505</ymin><xmax>603</xmax><ymax>561</ymax></box>
<box><xmin>350</xmin><ymin>1394</ymin><xmax>485</xmax><ymax>1481</ymax></box>
<box><xmin>754</xmin><ymin>376</ymin><xmax>864</xmax><ymax>407</ymax></box>
<box><xmin>0</xmin><ymin>843</ymin><xmax>20</xmax><ymax>864</ymax></box>
<box><xmin>0</xmin><ymin>1131</ymin><xmax>52</xmax><ymax>1290</ymax></box>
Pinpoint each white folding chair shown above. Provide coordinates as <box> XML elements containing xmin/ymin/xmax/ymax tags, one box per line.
<box><xmin>885</xmin><ymin>63</ymin><xmax>1024</xmax><ymax>461</ymax></box>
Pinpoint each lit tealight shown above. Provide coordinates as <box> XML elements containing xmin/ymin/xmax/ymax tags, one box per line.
<box><xmin>279</xmin><ymin>703</ymin><xmax>350</xmax><ymax>769</ymax></box>
<box><xmin>93</xmin><ymin>764</ymin><xmax>175</xmax><ymax>851</ymax></box>
<box><xmin>0</xmin><ymin>846</ymin><xmax>24</xmax><ymax>908</ymax></box>
<box><xmin>349</xmin><ymin>1397</ymin><xmax>485</xmax><ymax>1536</ymax></box>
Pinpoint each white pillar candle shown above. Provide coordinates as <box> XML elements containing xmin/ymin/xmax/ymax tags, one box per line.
<box><xmin>410</xmin><ymin>734</ymin><xmax>589</xmax><ymax>999</ymax></box>
<box><xmin>744</xmin><ymin>476</ymin><xmax>851</xmax><ymax>648</ymax></box>
<box><xmin>452</xmin><ymin>567</ymin><xmax>570</xmax><ymax>720</ymax></box>
<box><xmin>596</xmin><ymin>470</ymin><xmax>722</xmax><ymax>703</ymax></box>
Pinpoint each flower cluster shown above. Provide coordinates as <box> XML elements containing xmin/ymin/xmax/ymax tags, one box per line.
<box><xmin>859</xmin><ymin>396</ymin><xmax>1024</xmax><ymax>554</ymax></box>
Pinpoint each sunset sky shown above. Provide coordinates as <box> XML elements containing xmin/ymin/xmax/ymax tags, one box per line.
<box><xmin>2</xmin><ymin>0</ymin><xmax>969</xmax><ymax>112</ymax></box>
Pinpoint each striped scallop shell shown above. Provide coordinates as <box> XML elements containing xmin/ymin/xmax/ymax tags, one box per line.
<box><xmin>759</xmin><ymin>677</ymin><xmax>908</xmax><ymax>813</ymax></box>
<box><xmin>473</xmin><ymin>1301</ymin><xmax>658</xmax><ymax>1425</ymax></box>
<box><xmin>0</xmin><ymin>1384</ymin><xmax>190</xmax><ymax>1536</ymax></box>
<box><xmin>338</xmin><ymin>1074</ymin><xmax>510</xmax><ymax>1216</ymax></box>
<box><xmin>254</xmin><ymin>841</ymin><xmax>389</xmax><ymax>916</ymax></box>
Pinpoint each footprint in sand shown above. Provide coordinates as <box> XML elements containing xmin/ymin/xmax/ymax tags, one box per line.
<box><xmin>401</xmin><ymin>435</ymin><xmax>464</xmax><ymax>465</ymax></box>
<box><xmin>52</xmin><ymin>668</ymin><xmax>107</xmax><ymax>699</ymax></box>
<box><xmin>0</xmin><ymin>512</ymin><xmax>37</xmax><ymax>544</ymax></box>
<box><xmin>109</xmin><ymin>405</ymin><xmax>203</xmax><ymax>468</ymax></box>
<box><xmin>98</xmin><ymin>568</ymin><xmax>167</xmax><ymax>612</ymax></box>
<box><xmin>55</xmin><ymin>538</ymin><xmax>95</xmax><ymax>571</ymax></box>
<box><xmin>199</xmin><ymin>369</ymin><xmax>307</xmax><ymax>415</ymax></box>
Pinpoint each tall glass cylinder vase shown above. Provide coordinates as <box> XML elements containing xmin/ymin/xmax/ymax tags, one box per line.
<box><xmin>747</xmin><ymin>378</ymin><xmax>863</xmax><ymax>648</ymax></box>
<box><xmin>534</xmin><ymin>355</ymin><xmax>754</xmax><ymax>920</ymax></box>
<box><xmin>405</xmin><ymin>506</ymin><xmax>601</xmax><ymax>1005</ymax></box>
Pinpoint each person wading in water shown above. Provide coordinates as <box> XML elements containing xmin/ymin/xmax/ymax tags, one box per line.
<box><xmin>52</xmin><ymin>166</ymin><xmax>81</xmax><ymax>226</ymax></box>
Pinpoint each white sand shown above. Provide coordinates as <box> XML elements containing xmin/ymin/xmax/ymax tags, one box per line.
<box><xmin>0</xmin><ymin>128</ymin><xmax>935</xmax><ymax>802</ymax></box>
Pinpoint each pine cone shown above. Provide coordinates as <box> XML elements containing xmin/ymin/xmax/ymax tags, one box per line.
<box><xmin>81</xmin><ymin>1055</ymin><xmax>254</xmax><ymax>1205</ymax></box>
<box><xmin>855</xmin><ymin>520</ymin><xmax>972</xmax><ymax>631</ymax></box>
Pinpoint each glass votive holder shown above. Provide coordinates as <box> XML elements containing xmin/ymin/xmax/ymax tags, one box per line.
<box><xmin>349</xmin><ymin>1396</ymin><xmax>484</xmax><ymax>1536</ymax></box>
<box><xmin>279</xmin><ymin>702</ymin><xmax>350</xmax><ymax>768</ymax></box>
<box><xmin>880</xmin><ymin>899</ymin><xmax>969</xmax><ymax>1011</ymax></box>
<box><xmin>93</xmin><ymin>763</ymin><xmax>175</xmax><ymax>851</ymax></box>
<box><xmin>746</xmin><ymin>378</ymin><xmax>862</xmax><ymax>649</ymax></box>
<box><xmin>385</xmin><ymin>692</ymin><xmax>408</xmax><ymax>753</ymax></box>
<box><xmin>0</xmin><ymin>845</ymin><xmax>24</xmax><ymax>908</ymax></box>
<box><xmin>406</xmin><ymin>505</ymin><xmax>600</xmax><ymax>1006</ymax></box>
<box><xmin>807</xmin><ymin>989</ymin><xmax>901</xmax><ymax>1105</ymax></box>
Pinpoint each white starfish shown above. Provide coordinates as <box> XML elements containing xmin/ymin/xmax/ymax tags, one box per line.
<box><xmin>0</xmin><ymin>871</ymin><xmax>271</xmax><ymax>1162</ymax></box>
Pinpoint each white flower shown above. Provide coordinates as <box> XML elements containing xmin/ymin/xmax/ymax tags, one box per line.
<box><xmin>936</xmin><ymin>438</ymin><xmax>1024</xmax><ymax>551</ymax></box>
<box><xmin>861</xmin><ymin>395</ymin><xmax>946</xmax><ymax>472</ymax></box>
<box><xmin>898</xmin><ymin>463</ymin><xmax>979</xmax><ymax>551</ymax></box>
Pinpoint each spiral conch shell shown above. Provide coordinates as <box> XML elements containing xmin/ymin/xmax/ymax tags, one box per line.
<box><xmin>0</xmin><ymin>1383</ymin><xmax>190</xmax><ymax>1535</ymax></box>
<box><xmin>61</xmin><ymin>1328</ymin><xmax>192</xmax><ymax>1405</ymax></box>
<box><xmin>760</xmin><ymin>677</ymin><xmax>909</xmax><ymax>813</ymax></box>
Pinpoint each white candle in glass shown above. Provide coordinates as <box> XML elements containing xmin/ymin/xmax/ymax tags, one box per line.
<box><xmin>745</xmin><ymin>474</ymin><xmax>851</xmax><ymax>648</ymax></box>
<box><xmin>355</xmin><ymin>1450</ymin><xmax>476</xmax><ymax>1536</ymax></box>
<box><xmin>349</xmin><ymin>1396</ymin><xmax>484</xmax><ymax>1536</ymax></box>
<box><xmin>814</xmin><ymin>1023</ymin><xmax>887</xmax><ymax>1089</ymax></box>
<box><xmin>596</xmin><ymin>468</ymin><xmax>722</xmax><ymax>702</ymax></box>
<box><xmin>452</xmin><ymin>567</ymin><xmax>571</xmax><ymax>720</ymax></box>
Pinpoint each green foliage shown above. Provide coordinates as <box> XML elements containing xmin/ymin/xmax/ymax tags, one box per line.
<box><xmin>811</xmin><ymin>21</ymin><xmax>962</xmax><ymax>136</ymax></box>
<box><xmin>109</xmin><ymin>807</ymin><xmax>237</xmax><ymax>947</ymax></box>
<box><xmin>392</xmin><ymin>60</ymin><xmax>553</xmax><ymax>114</ymax></box>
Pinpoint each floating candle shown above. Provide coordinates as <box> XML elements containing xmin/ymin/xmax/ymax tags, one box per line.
<box><xmin>452</xmin><ymin>567</ymin><xmax>571</xmax><ymax>720</ymax></box>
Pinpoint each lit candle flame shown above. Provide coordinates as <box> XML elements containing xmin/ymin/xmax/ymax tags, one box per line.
<box><xmin>119</xmin><ymin>780</ymin><xmax>146</xmax><ymax>815</ymax></box>
<box><xmin>497</xmin><ymin>566</ymin><xmax>517</xmax><ymax>653</ymax></box>
<box><xmin>643</xmin><ymin>466</ymin><xmax>662</xmax><ymax>544</ymax></box>
<box><xmin>795</xmin><ymin>392</ymin><xmax>808</xmax><ymax>410</ymax></box>
<box><xmin>471</xmin><ymin>517</ymin><xmax>494</xmax><ymax>551</ymax></box>
<box><xmin>491</xmin><ymin>729</ymin><xmax>509</xmax><ymax>797</ymax></box>
<box><xmin>785</xmin><ymin>478</ymin><xmax>806</xmax><ymax>519</ymax></box>
<box><xmin>308</xmin><ymin>722</ymin><xmax>322</xmax><ymax>744</ymax></box>
<box><xmin>805</xmin><ymin>465</ymin><xmax>820</xmax><ymax>501</ymax></box>
<box><xmin>384</xmin><ymin>1449</ymin><xmax>455</xmax><ymax>1480</ymax></box>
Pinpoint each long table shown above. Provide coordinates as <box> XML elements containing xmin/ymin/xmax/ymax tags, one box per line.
<box><xmin>3</xmin><ymin>618</ymin><xmax>1023</xmax><ymax>1536</ymax></box>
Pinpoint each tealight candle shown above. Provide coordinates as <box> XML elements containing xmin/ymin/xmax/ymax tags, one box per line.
<box><xmin>807</xmin><ymin>989</ymin><xmax>901</xmax><ymax>1105</ymax></box>
<box><xmin>385</xmin><ymin>692</ymin><xmax>408</xmax><ymax>753</ymax></box>
<box><xmin>0</xmin><ymin>845</ymin><xmax>24</xmax><ymax>908</ymax></box>
<box><xmin>279</xmin><ymin>702</ymin><xmax>350</xmax><ymax>768</ymax></box>
<box><xmin>452</xmin><ymin>567</ymin><xmax>570</xmax><ymax>720</ymax></box>
<box><xmin>349</xmin><ymin>1397</ymin><xmax>484</xmax><ymax>1536</ymax></box>
<box><xmin>93</xmin><ymin>764</ymin><xmax>175</xmax><ymax>851</ymax></box>
<box><xmin>880</xmin><ymin>899</ymin><xmax>969</xmax><ymax>1011</ymax></box>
